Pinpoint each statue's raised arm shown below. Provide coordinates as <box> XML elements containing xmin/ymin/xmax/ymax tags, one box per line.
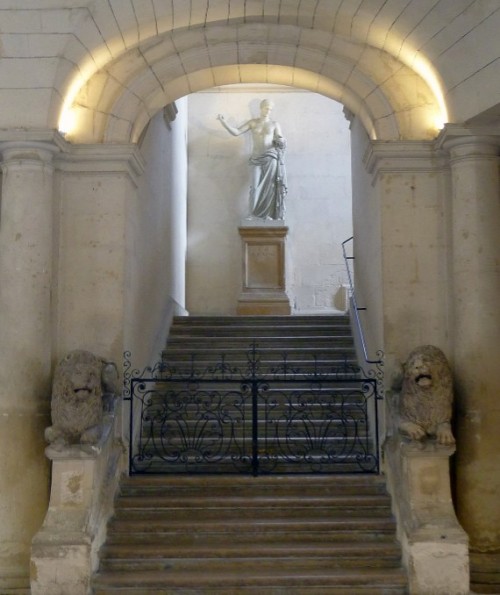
<box><xmin>217</xmin><ymin>99</ymin><xmax>288</xmax><ymax>220</ymax></box>
<box><xmin>217</xmin><ymin>114</ymin><xmax>251</xmax><ymax>137</ymax></box>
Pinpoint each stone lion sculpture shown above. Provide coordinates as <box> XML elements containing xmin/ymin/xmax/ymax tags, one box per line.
<box><xmin>398</xmin><ymin>345</ymin><xmax>455</xmax><ymax>445</ymax></box>
<box><xmin>45</xmin><ymin>350</ymin><xmax>119</xmax><ymax>450</ymax></box>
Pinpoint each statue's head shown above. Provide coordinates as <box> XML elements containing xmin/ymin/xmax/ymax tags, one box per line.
<box><xmin>260</xmin><ymin>99</ymin><xmax>274</xmax><ymax>115</ymax></box>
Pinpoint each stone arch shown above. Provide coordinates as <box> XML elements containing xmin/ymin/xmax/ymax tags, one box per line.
<box><xmin>60</xmin><ymin>22</ymin><xmax>443</xmax><ymax>144</ymax></box>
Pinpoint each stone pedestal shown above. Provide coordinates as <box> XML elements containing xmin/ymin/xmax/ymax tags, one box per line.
<box><xmin>31</xmin><ymin>404</ymin><xmax>126</xmax><ymax>595</ymax></box>
<box><xmin>237</xmin><ymin>221</ymin><xmax>291</xmax><ymax>315</ymax></box>
<box><xmin>385</xmin><ymin>436</ymin><xmax>469</xmax><ymax>594</ymax></box>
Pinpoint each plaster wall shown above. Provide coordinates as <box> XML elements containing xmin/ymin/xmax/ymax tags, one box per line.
<box><xmin>126</xmin><ymin>101</ymin><xmax>188</xmax><ymax>370</ymax></box>
<box><xmin>350</xmin><ymin>117</ymin><xmax>384</xmax><ymax>360</ymax></box>
<box><xmin>187</xmin><ymin>88</ymin><xmax>352</xmax><ymax>314</ymax></box>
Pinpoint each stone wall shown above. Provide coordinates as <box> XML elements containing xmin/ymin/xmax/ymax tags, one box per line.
<box><xmin>186</xmin><ymin>87</ymin><xmax>353</xmax><ymax>315</ymax></box>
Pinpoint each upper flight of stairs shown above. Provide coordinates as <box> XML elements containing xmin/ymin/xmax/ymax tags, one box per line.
<box><xmin>92</xmin><ymin>474</ymin><xmax>408</xmax><ymax>594</ymax></box>
<box><xmin>162</xmin><ymin>314</ymin><xmax>358</xmax><ymax>373</ymax></box>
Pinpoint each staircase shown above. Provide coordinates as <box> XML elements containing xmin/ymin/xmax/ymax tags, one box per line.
<box><xmin>163</xmin><ymin>314</ymin><xmax>357</xmax><ymax>368</ymax></box>
<box><xmin>92</xmin><ymin>474</ymin><xmax>407</xmax><ymax>594</ymax></box>
<box><xmin>93</xmin><ymin>315</ymin><xmax>406</xmax><ymax>593</ymax></box>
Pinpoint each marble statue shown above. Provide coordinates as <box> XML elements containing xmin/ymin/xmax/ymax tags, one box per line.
<box><xmin>396</xmin><ymin>345</ymin><xmax>455</xmax><ymax>445</ymax></box>
<box><xmin>217</xmin><ymin>99</ymin><xmax>288</xmax><ymax>220</ymax></box>
<box><xmin>45</xmin><ymin>350</ymin><xmax>119</xmax><ymax>450</ymax></box>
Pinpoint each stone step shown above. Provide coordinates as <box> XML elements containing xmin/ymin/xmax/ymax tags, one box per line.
<box><xmin>106</xmin><ymin>527</ymin><xmax>398</xmax><ymax>547</ymax></box>
<box><xmin>94</xmin><ymin>586</ymin><xmax>406</xmax><ymax>594</ymax></box>
<box><xmin>163</xmin><ymin>345</ymin><xmax>356</xmax><ymax>354</ymax></box>
<box><xmin>118</xmin><ymin>474</ymin><xmax>388</xmax><ymax>495</ymax></box>
<box><xmin>115</xmin><ymin>493</ymin><xmax>391</xmax><ymax>510</ymax></box>
<box><xmin>170</xmin><ymin>326</ymin><xmax>353</xmax><ymax>337</ymax></box>
<box><xmin>107</xmin><ymin>515</ymin><xmax>397</xmax><ymax>535</ymax></box>
<box><xmin>100</xmin><ymin>541</ymin><xmax>401</xmax><ymax>561</ymax></box>
<box><xmin>167</xmin><ymin>335</ymin><xmax>354</xmax><ymax>346</ymax></box>
<box><xmin>112</xmin><ymin>506</ymin><xmax>392</xmax><ymax>524</ymax></box>
<box><xmin>92</xmin><ymin>567</ymin><xmax>407</xmax><ymax>592</ymax></box>
<box><xmin>130</xmin><ymin>462</ymin><xmax>378</xmax><ymax>474</ymax></box>
<box><xmin>98</xmin><ymin>553</ymin><xmax>403</xmax><ymax>572</ymax></box>
<box><xmin>172</xmin><ymin>315</ymin><xmax>350</xmax><ymax>326</ymax></box>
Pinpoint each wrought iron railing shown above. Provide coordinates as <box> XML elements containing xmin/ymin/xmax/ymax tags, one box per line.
<box><xmin>123</xmin><ymin>344</ymin><xmax>381</xmax><ymax>476</ymax></box>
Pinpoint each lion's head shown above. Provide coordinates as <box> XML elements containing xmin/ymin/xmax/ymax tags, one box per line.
<box><xmin>403</xmin><ymin>345</ymin><xmax>452</xmax><ymax>396</ymax></box>
<box><xmin>46</xmin><ymin>350</ymin><xmax>107</xmax><ymax>448</ymax></box>
<box><xmin>399</xmin><ymin>345</ymin><xmax>454</xmax><ymax>444</ymax></box>
<box><xmin>54</xmin><ymin>350</ymin><xmax>102</xmax><ymax>404</ymax></box>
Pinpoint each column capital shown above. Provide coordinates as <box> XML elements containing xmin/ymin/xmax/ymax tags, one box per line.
<box><xmin>436</xmin><ymin>124</ymin><xmax>500</xmax><ymax>158</ymax></box>
<box><xmin>0</xmin><ymin>140</ymin><xmax>60</xmax><ymax>168</ymax></box>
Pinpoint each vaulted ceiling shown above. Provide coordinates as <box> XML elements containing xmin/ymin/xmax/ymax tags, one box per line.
<box><xmin>2</xmin><ymin>1</ymin><xmax>498</xmax><ymax>142</ymax></box>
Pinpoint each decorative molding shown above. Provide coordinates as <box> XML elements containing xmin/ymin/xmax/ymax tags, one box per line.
<box><xmin>435</xmin><ymin>123</ymin><xmax>500</xmax><ymax>151</ymax></box>
<box><xmin>0</xmin><ymin>129</ymin><xmax>145</xmax><ymax>186</ymax></box>
<box><xmin>363</xmin><ymin>140</ymin><xmax>447</xmax><ymax>186</ymax></box>
<box><xmin>56</xmin><ymin>143</ymin><xmax>145</xmax><ymax>187</ymax></box>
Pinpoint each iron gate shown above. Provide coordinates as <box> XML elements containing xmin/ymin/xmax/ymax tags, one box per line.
<box><xmin>123</xmin><ymin>345</ymin><xmax>382</xmax><ymax>475</ymax></box>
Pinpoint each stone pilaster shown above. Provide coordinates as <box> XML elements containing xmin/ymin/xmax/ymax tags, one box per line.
<box><xmin>440</xmin><ymin>127</ymin><xmax>500</xmax><ymax>556</ymax></box>
<box><xmin>0</xmin><ymin>139</ymin><xmax>59</xmax><ymax>589</ymax></box>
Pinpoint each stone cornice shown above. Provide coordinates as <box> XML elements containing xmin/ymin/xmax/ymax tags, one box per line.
<box><xmin>435</xmin><ymin>123</ymin><xmax>500</xmax><ymax>151</ymax></box>
<box><xmin>0</xmin><ymin>129</ymin><xmax>145</xmax><ymax>186</ymax></box>
<box><xmin>363</xmin><ymin>140</ymin><xmax>447</xmax><ymax>186</ymax></box>
<box><xmin>0</xmin><ymin>128</ymin><xmax>67</xmax><ymax>151</ymax></box>
<box><xmin>57</xmin><ymin>143</ymin><xmax>146</xmax><ymax>187</ymax></box>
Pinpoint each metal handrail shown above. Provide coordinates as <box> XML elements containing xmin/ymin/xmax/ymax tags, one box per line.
<box><xmin>341</xmin><ymin>236</ymin><xmax>383</xmax><ymax>366</ymax></box>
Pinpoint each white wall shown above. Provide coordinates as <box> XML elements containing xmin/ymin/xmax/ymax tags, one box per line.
<box><xmin>187</xmin><ymin>86</ymin><xmax>353</xmax><ymax>314</ymax></box>
<box><xmin>126</xmin><ymin>101</ymin><xmax>188</xmax><ymax>369</ymax></box>
<box><xmin>350</xmin><ymin>117</ymin><xmax>384</xmax><ymax>360</ymax></box>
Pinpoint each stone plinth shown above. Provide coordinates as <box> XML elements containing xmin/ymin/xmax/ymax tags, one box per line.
<box><xmin>237</xmin><ymin>221</ymin><xmax>290</xmax><ymax>315</ymax></box>
<box><xmin>31</xmin><ymin>403</ymin><xmax>126</xmax><ymax>595</ymax></box>
<box><xmin>385</xmin><ymin>436</ymin><xmax>469</xmax><ymax>594</ymax></box>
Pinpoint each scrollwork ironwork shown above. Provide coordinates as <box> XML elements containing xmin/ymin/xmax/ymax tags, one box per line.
<box><xmin>125</xmin><ymin>344</ymin><xmax>382</xmax><ymax>475</ymax></box>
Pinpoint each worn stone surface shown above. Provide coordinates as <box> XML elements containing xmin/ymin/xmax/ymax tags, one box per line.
<box><xmin>31</xmin><ymin>403</ymin><xmax>126</xmax><ymax>595</ymax></box>
<box><xmin>385</xmin><ymin>438</ymin><xmax>469</xmax><ymax>594</ymax></box>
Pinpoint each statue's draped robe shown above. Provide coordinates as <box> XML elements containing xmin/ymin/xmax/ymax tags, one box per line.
<box><xmin>249</xmin><ymin>137</ymin><xmax>287</xmax><ymax>219</ymax></box>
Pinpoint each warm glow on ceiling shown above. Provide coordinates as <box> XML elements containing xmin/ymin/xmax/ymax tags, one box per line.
<box><xmin>58</xmin><ymin>38</ymin><xmax>449</xmax><ymax>141</ymax></box>
<box><xmin>408</xmin><ymin>53</ymin><xmax>448</xmax><ymax>131</ymax></box>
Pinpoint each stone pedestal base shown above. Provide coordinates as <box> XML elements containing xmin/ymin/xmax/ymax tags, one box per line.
<box><xmin>31</xmin><ymin>406</ymin><xmax>126</xmax><ymax>595</ymax></box>
<box><xmin>237</xmin><ymin>222</ymin><xmax>290</xmax><ymax>315</ymax></box>
<box><xmin>385</xmin><ymin>436</ymin><xmax>469</xmax><ymax>594</ymax></box>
